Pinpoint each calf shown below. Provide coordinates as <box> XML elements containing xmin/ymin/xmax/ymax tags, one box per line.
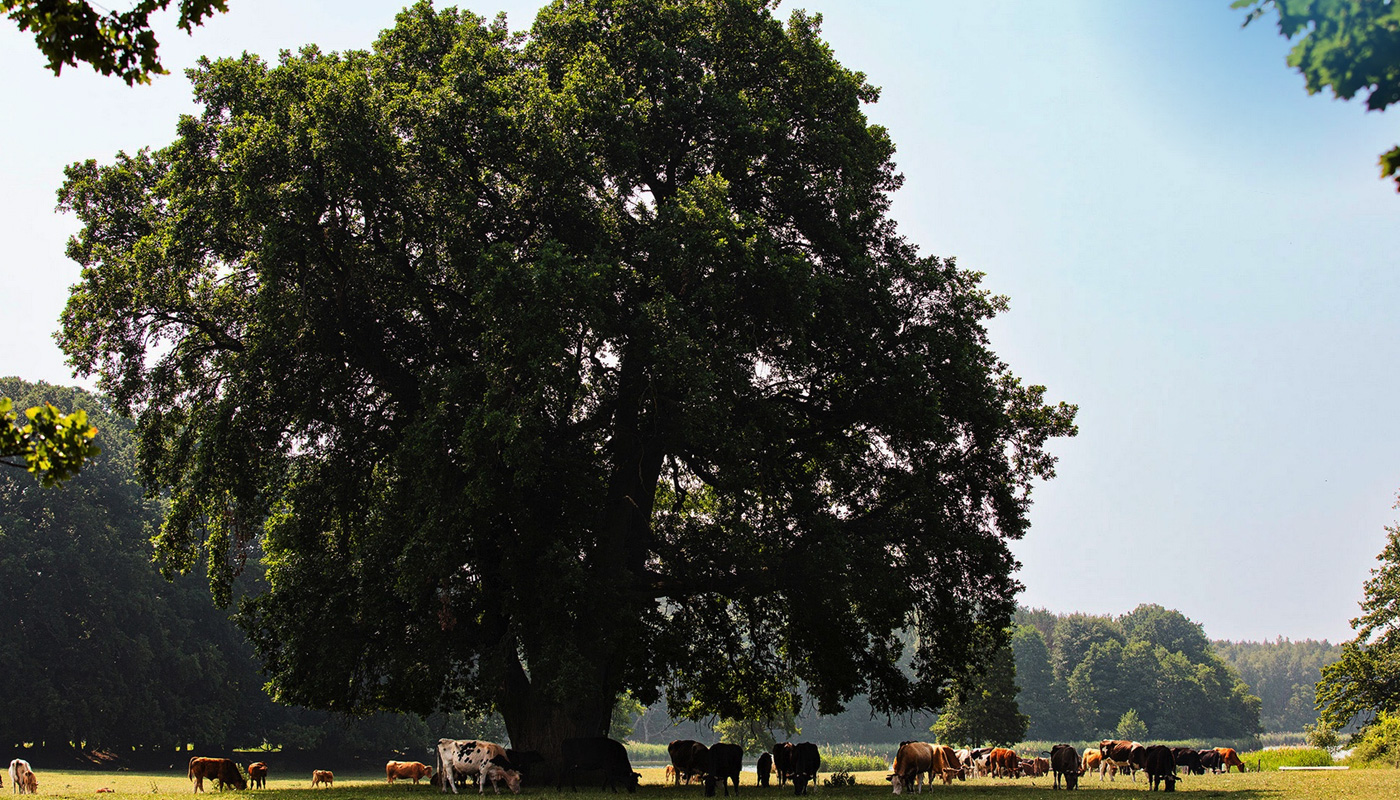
<box><xmin>1142</xmin><ymin>745</ymin><xmax>1178</xmax><ymax>792</ymax></box>
<box><xmin>312</xmin><ymin>771</ymin><xmax>333</xmax><ymax>789</ymax></box>
<box><xmin>558</xmin><ymin>737</ymin><xmax>640</xmax><ymax>794</ymax></box>
<box><xmin>1049</xmin><ymin>744</ymin><xmax>1079</xmax><ymax>790</ymax></box>
<box><xmin>756</xmin><ymin>753</ymin><xmax>772</xmax><ymax>787</ymax></box>
<box><xmin>791</xmin><ymin>743</ymin><xmax>820</xmax><ymax>796</ymax></box>
<box><xmin>704</xmin><ymin>743</ymin><xmax>742</xmax><ymax>798</ymax></box>
<box><xmin>387</xmin><ymin>761</ymin><xmax>433</xmax><ymax>785</ymax></box>
<box><xmin>248</xmin><ymin>763</ymin><xmax>268</xmax><ymax>789</ymax></box>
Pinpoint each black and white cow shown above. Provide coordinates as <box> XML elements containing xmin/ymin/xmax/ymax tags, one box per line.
<box><xmin>436</xmin><ymin>739</ymin><xmax>522</xmax><ymax>795</ymax></box>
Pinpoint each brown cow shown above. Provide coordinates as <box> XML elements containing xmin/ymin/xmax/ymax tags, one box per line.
<box><xmin>931</xmin><ymin>746</ymin><xmax>963</xmax><ymax>784</ymax></box>
<box><xmin>388</xmin><ymin>762</ymin><xmax>434</xmax><ymax>785</ymax></box>
<box><xmin>1019</xmin><ymin>757</ymin><xmax>1048</xmax><ymax>778</ymax></box>
<box><xmin>189</xmin><ymin>758</ymin><xmax>247</xmax><ymax>793</ymax></box>
<box><xmin>1215</xmin><ymin>748</ymin><xmax>1246</xmax><ymax>773</ymax></box>
<box><xmin>986</xmin><ymin>748</ymin><xmax>1019</xmax><ymax>779</ymax></box>
<box><xmin>248</xmin><ymin>763</ymin><xmax>268</xmax><ymax>790</ymax></box>
<box><xmin>1079</xmin><ymin>749</ymin><xmax>1100</xmax><ymax>776</ymax></box>
<box><xmin>890</xmin><ymin>742</ymin><xmax>934</xmax><ymax>794</ymax></box>
<box><xmin>22</xmin><ymin>775</ymin><xmax>35</xmax><ymax>795</ymax></box>
<box><xmin>1098</xmin><ymin>740</ymin><xmax>1145</xmax><ymax>782</ymax></box>
<box><xmin>312</xmin><ymin>771</ymin><xmax>333</xmax><ymax>789</ymax></box>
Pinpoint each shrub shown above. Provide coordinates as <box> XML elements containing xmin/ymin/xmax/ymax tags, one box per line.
<box><xmin>823</xmin><ymin>770</ymin><xmax>855</xmax><ymax>788</ymax></box>
<box><xmin>1345</xmin><ymin>712</ymin><xmax>1400</xmax><ymax>767</ymax></box>
<box><xmin>1239</xmin><ymin>747</ymin><xmax>1334</xmax><ymax>770</ymax></box>
<box><xmin>819</xmin><ymin>754</ymin><xmax>890</xmax><ymax>772</ymax></box>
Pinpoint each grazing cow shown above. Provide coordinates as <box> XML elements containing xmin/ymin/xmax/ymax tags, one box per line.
<box><xmin>889</xmin><ymin>742</ymin><xmax>934</xmax><ymax>794</ymax></box>
<box><xmin>790</xmin><ymin>743</ymin><xmax>820</xmax><ymax>796</ymax></box>
<box><xmin>248</xmin><ymin>763</ymin><xmax>268</xmax><ymax>789</ymax></box>
<box><xmin>504</xmin><ymin>751</ymin><xmax>544</xmax><ymax>779</ymax></box>
<box><xmin>1020</xmin><ymin>757</ymin><xmax>1049</xmax><ymax>778</ymax></box>
<box><xmin>312</xmin><ymin>771</ymin><xmax>333</xmax><ymax>789</ymax></box>
<box><xmin>1079</xmin><ymin>749</ymin><xmax>1100</xmax><ymax>777</ymax></box>
<box><xmin>9</xmin><ymin>761</ymin><xmax>32</xmax><ymax>796</ymax></box>
<box><xmin>189</xmin><ymin>758</ymin><xmax>247</xmax><ymax>793</ymax></box>
<box><xmin>773</xmin><ymin>743</ymin><xmax>794</xmax><ymax>787</ymax></box>
<box><xmin>558</xmin><ymin>737</ymin><xmax>641</xmax><ymax>794</ymax></box>
<box><xmin>931</xmin><ymin>746</ymin><xmax>963</xmax><ymax>784</ymax></box>
<box><xmin>1098</xmin><ymin>740</ymin><xmax>1145</xmax><ymax>782</ymax></box>
<box><xmin>705</xmin><ymin>743</ymin><xmax>743</xmax><ymax>798</ymax></box>
<box><xmin>387</xmin><ymin>762</ymin><xmax>433</xmax><ymax>785</ymax></box>
<box><xmin>1216</xmin><ymin>748</ymin><xmax>1246</xmax><ymax>773</ymax></box>
<box><xmin>1197</xmin><ymin>749</ymin><xmax>1223</xmax><ymax>773</ymax></box>
<box><xmin>669</xmin><ymin>740</ymin><xmax>710</xmax><ymax>786</ymax></box>
<box><xmin>1142</xmin><ymin>746</ymin><xmax>1178</xmax><ymax>792</ymax></box>
<box><xmin>436</xmin><ymin>739</ymin><xmax>521</xmax><ymax>795</ymax></box>
<box><xmin>757</xmin><ymin>753</ymin><xmax>773</xmax><ymax>788</ymax></box>
<box><xmin>1170</xmin><ymin>748</ymin><xmax>1202</xmax><ymax>776</ymax></box>
<box><xmin>20</xmin><ymin>776</ymin><xmax>33</xmax><ymax>796</ymax></box>
<box><xmin>986</xmin><ymin>748</ymin><xmax>1019</xmax><ymax>779</ymax></box>
<box><xmin>1049</xmin><ymin>744</ymin><xmax>1079</xmax><ymax>791</ymax></box>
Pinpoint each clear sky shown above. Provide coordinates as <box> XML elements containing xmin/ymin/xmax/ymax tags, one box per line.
<box><xmin>4</xmin><ymin>1</ymin><xmax>1397</xmax><ymax>644</ymax></box>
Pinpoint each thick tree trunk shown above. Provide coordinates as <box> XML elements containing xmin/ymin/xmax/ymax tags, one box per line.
<box><xmin>497</xmin><ymin>657</ymin><xmax>614</xmax><ymax>787</ymax></box>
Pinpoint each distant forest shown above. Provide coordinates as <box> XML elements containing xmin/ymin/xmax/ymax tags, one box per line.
<box><xmin>0</xmin><ymin>378</ymin><xmax>1341</xmax><ymax>754</ymax></box>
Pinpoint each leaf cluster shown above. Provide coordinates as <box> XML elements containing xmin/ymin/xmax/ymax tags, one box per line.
<box><xmin>2</xmin><ymin>0</ymin><xmax>228</xmax><ymax>84</ymax></box>
<box><xmin>0</xmin><ymin>394</ymin><xmax>100</xmax><ymax>487</ymax></box>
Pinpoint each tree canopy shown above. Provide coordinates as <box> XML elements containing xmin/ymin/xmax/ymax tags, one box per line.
<box><xmin>56</xmin><ymin>0</ymin><xmax>1076</xmax><ymax>759</ymax></box>
<box><xmin>3</xmin><ymin>0</ymin><xmax>229</xmax><ymax>84</ymax></box>
<box><xmin>1236</xmin><ymin>0</ymin><xmax>1400</xmax><ymax>189</ymax></box>
<box><xmin>1316</xmin><ymin>496</ymin><xmax>1400</xmax><ymax>732</ymax></box>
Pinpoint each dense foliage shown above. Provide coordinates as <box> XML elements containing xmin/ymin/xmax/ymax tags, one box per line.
<box><xmin>1214</xmin><ymin>638</ymin><xmax>1341</xmax><ymax>732</ymax></box>
<box><xmin>1316</xmin><ymin>498</ymin><xmax>1400</xmax><ymax>734</ymax></box>
<box><xmin>1236</xmin><ymin>0</ymin><xmax>1400</xmax><ymax>189</ymax></box>
<box><xmin>0</xmin><ymin>378</ymin><xmax>501</xmax><ymax>755</ymax></box>
<box><xmin>2</xmin><ymin>0</ymin><xmax>228</xmax><ymax>84</ymax></box>
<box><xmin>55</xmin><ymin>0</ymin><xmax>1076</xmax><ymax>759</ymax></box>
<box><xmin>1012</xmin><ymin>605</ymin><xmax>1261</xmax><ymax>739</ymax></box>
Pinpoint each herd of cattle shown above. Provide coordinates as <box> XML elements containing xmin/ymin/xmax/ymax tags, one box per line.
<box><xmin>0</xmin><ymin>734</ymin><xmax>1249</xmax><ymax>795</ymax></box>
<box><xmin>889</xmin><ymin>740</ymin><xmax>1250</xmax><ymax>793</ymax></box>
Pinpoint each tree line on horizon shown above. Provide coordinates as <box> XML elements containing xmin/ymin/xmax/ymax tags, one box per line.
<box><xmin>1</xmin><ymin>377</ymin><xmax>1337</xmax><ymax>755</ymax></box>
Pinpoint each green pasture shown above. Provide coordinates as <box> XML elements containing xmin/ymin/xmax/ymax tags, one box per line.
<box><xmin>26</xmin><ymin>766</ymin><xmax>1397</xmax><ymax>800</ymax></box>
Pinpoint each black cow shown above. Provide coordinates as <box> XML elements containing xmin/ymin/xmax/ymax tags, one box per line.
<box><xmin>756</xmin><ymin>754</ymin><xmax>772</xmax><ymax>788</ymax></box>
<box><xmin>670</xmin><ymin>740</ymin><xmax>710</xmax><ymax>786</ymax></box>
<box><xmin>1142</xmin><ymin>746</ymin><xmax>1177</xmax><ymax>792</ymax></box>
<box><xmin>1049</xmin><ymin>744</ymin><xmax>1079</xmax><ymax>790</ymax></box>
<box><xmin>558</xmin><ymin>737</ymin><xmax>640</xmax><ymax>794</ymax></box>
<box><xmin>505</xmin><ymin>750</ymin><xmax>545</xmax><ymax>778</ymax></box>
<box><xmin>790</xmin><ymin>743</ymin><xmax>820</xmax><ymax>796</ymax></box>
<box><xmin>1170</xmin><ymin>748</ymin><xmax>1202</xmax><ymax>776</ymax></box>
<box><xmin>705</xmin><ymin>744</ymin><xmax>743</xmax><ymax>797</ymax></box>
<box><xmin>1197</xmin><ymin>749</ymin><xmax>1223</xmax><ymax>774</ymax></box>
<box><xmin>773</xmin><ymin>743</ymin><xmax>794</xmax><ymax>787</ymax></box>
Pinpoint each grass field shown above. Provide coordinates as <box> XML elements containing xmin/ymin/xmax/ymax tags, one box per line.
<box><xmin>24</xmin><ymin>766</ymin><xmax>1397</xmax><ymax>800</ymax></box>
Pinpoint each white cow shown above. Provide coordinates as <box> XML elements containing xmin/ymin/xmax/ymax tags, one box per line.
<box><xmin>436</xmin><ymin>739</ymin><xmax>521</xmax><ymax>795</ymax></box>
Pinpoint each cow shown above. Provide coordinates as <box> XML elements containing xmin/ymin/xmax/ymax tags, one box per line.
<box><xmin>931</xmin><ymin>746</ymin><xmax>963</xmax><ymax>784</ymax></box>
<box><xmin>1216</xmin><ymin>748</ymin><xmax>1246</xmax><ymax>773</ymax></box>
<box><xmin>757</xmin><ymin>753</ymin><xmax>773</xmax><ymax>788</ymax></box>
<box><xmin>1142</xmin><ymin>745</ymin><xmax>1178</xmax><ymax>792</ymax></box>
<box><xmin>1079</xmin><ymin>749</ymin><xmax>1100</xmax><ymax>777</ymax></box>
<box><xmin>558</xmin><ymin>737</ymin><xmax>641</xmax><ymax>794</ymax></box>
<box><xmin>9</xmin><ymin>761</ymin><xmax>31</xmax><ymax>796</ymax></box>
<box><xmin>669</xmin><ymin>740</ymin><xmax>710</xmax><ymax>786</ymax></box>
<box><xmin>1098</xmin><ymin>740</ymin><xmax>1145</xmax><ymax>782</ymax></box>
<box><xmin>188</xmin><ymin>758</ymin><xmax>247</xmax><ymax>793</ymax></box>
<box><xmin>773</xmin><ymin>743</ymin><xmax>794</xmax><ymax>787</ymax></box>
<box><xmin>436</xmin><ymin>739</ymin><xmax>522</xmax><ymax>795</ymax></box>
<box><xmin>1170</xmin><ymin>748</ymin><xmax>1202</xmax><ymax>776</ymax></box>
<box><xmin>790</xmin><ymin>743</ymin><xmax>820</xmax><ymax>796</ymax></box>
<box><xmin>387</xmin><ymin>762</ymin><xmax>433</xmax><ymax>785</ymax></box>
<box><xmin>1049</xmin><ymin>744</ymin><xmax>1079</xmax><ymax>790</ymax></box>
<box><xmin>705</xmin><ymin>743</ymin><xmax>743</xmax><ymax>798</ymax></box>
<box><xmin>20</xmin><ymin>776</ymin><xmax>33</xmax><ymax>796</ymax></box>
<box><xmin>312</xmin><ymin>771</ymin><xmax>333</xmax><ymax>789</ymax></box>
<box><xmin>504</xmin><ymin>751</ymin><xmax>544</xmax><ymax>779</ymax></box>
<box><xmin>1197</xmin><ymin>749</ymin><xmax>1223</xmax><ymax>773</ymax></box>
<box><xmin>965</xmin><ymin>748</ymin><xmax>995</xmax><ymax>778</ymax></box>
<box><xmin>248</xmin><ymin>763</ymin><xmax>268</xmax><ymax>790</ymax></box>
<box><xmin>1020</xmin><ymin>757</ymin><xmax>1049</xmax><ymax>778</ymax></box>
<box><xmin>889</xmin><ymin>741</ymin><xmax>934</xmax><ymax>794</ymax></box>
<box><xmin>986</xmin><ymin>748</ymin><xmax>1019</xmax><ymax>779</ymax></box>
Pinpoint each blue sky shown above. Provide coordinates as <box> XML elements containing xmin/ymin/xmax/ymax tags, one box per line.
<box><xmin>4</xmin><ymin>1</ymin><xmax>1397</xmax><ymax>643</ymax></box>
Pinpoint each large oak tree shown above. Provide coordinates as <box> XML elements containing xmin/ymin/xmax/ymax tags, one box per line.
<box><xmin>56</xmin><ymin>0</ymin><xmax>1076</xmax><ymax>759</ymax></box>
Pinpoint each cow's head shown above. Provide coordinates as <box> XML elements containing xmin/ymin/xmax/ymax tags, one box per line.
<box><xmin>887</xmin><ymin>773</ymin><xmax>902</xmax><ymax>795</ymax></box>
<box><xmin>492</xmin><ymin>768</ymin><xmax>522</xmax><ymax>795</ymax></box>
